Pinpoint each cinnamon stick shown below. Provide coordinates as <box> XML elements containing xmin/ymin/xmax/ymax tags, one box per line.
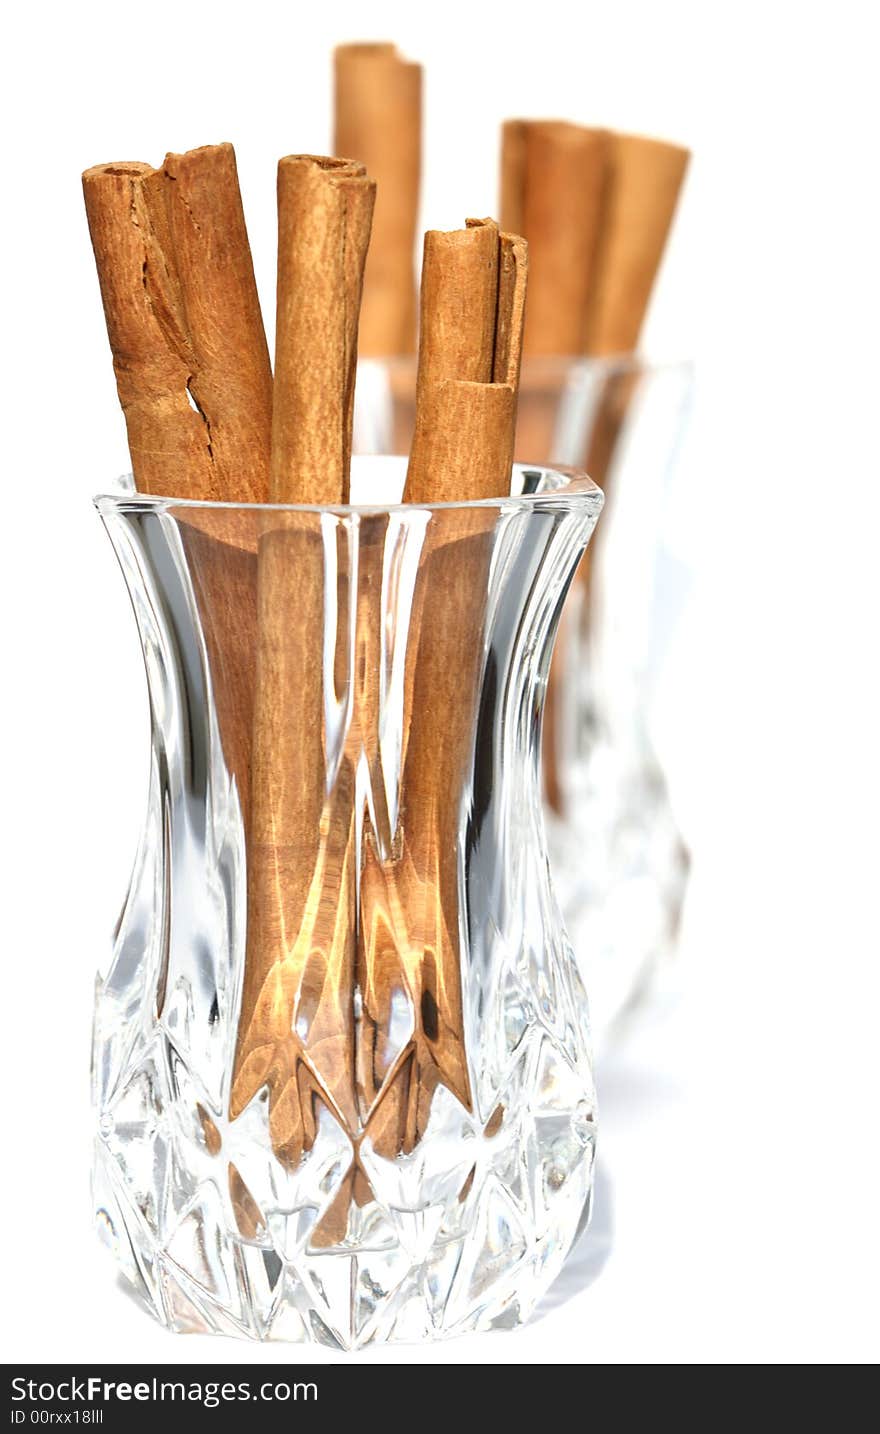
<box><xmin>365</xmin><ymin>513</ymin><xmax>491</xmax><ymax>1144</ymax></box>
<box><xmin>581</xmin><ymin>132</ymin><xmax>690</xmax><ymax>483</ymax></box>
<box><xmin>233</xmin><ymin>519</ymin><xmax>360</xmax><ymax>1157</ymax></box>
<box><xmin>500</xmin><ymin>120</ymin><xmax>608</xmax><ymax>356</ymax></box>
<box><xmin>584</xmin><ymin>132</ymin><xmax>690</xmax><ymax>357</ymax></box>
<box><xmin>271</xmin><ymin>156</ymin><xmax>376</xmax><ymax>502</ymax></box>
<box><xmin>404</xmin><ymin>218</ymin><xmax>527</xmax><ymax>503</ymax></box>
<box><xmin>161</xmin><ymin>144</ymin><xmax>273</xmax><ymax>502</ymax></box>
<box><xmin>344</xmin><ymin>211</ymin><xmax>521</xmax><ymax>1148</ymax></box>
<box><xmin>413</xmin><ymin>219</ymin><xmax>499</xmax><ymax>389</ymax></box>
<box><xmin>84</xmin><ymin>145</ymin><xmax>272</xmax><ymax>823</ymax></box>
<box><xmin>355</xmin><ymin>217</ymin><xmax>528</xmax><ymax>1162</ymax></box>
<box><xmin>334</xmin><ymin>42</ymin><xmax>421</xmax><ymax>356</ymax></box>
<box><xmin>83</xmin><ymin>160</ymin><xmax>217</xmax><ymax>500</ymax></box>
<box><xmin>232</xmin><ymin>157</ymin><xmax>376</xmax><ymax>1168</ymax></box>
<box><xmin>495</xmin><ymin>231</ymin><xmax>529</xmax><ymax>390</ymax></box>
<box><xmin>500</xmin><ymin>121</ymin><xmax>608</xmax><ymax>465</ymax></box>
<box><xmin>83</xmin><ymin>144</ymin><xmax>272</xmax><ymax>501</ymax></box>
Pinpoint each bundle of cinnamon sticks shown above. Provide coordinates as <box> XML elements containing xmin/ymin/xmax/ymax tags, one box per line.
<box><xmin>84</xmin><ymin>140</ymin><xmax>525</xmax><ymax>506</ymax></box>
<box><xmin>84</xmin><ymin>139</ymin><xmax>528</xmax><ymax>1211</ymax></box>
<box><xmin>328</xmin><ymin>44</ymin><xmax>688</xmax><ymax>489</ymax></box>
<box><xmin>500</xmin><ymin>120</ymin><xmax>689</xmax><ymax>363</ymax></box>
<box><xmin>85</xmin><ymin>44</ymin><xmax>691</xmax><ymax>1201</ymax></box>
<box><xmin>500</xmin><ymin>119</ymin><xmax>689</xmax><ymax>478</ymax></box>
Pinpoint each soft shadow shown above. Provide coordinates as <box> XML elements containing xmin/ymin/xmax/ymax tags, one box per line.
<box><xmin>532</xmin><ymin>1162</ymin><xmax>614</xmax><ymax>1320</ymax></box>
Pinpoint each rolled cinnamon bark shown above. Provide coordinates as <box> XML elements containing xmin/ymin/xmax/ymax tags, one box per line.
<box><xmin>162</xmin><ymin>144</ymin><xmax>271</xmax><ymax>826</ymax></box>
<box><xmin>405</xmin><ymin>218</ymin><xmax>527</xmax><ymax>503</ymax></box>
<box><xmin>358</xmin><ymin>216</ymin><xmax>529</xmax><ymax>1165</ymax></box>
<box><xmin>271</xmin><ymin>155</ymin><xmax>376</xmax><ymax>503</ymax></box>
<box><xmin>84</xmin><ymin>145</ymin><xmax>272</xmax><ymax>825</ymax></box>
<box><xmin>334</xmin><ymin>42</ymin><xmax>421</xmax><ymax>356</ymax></box>
<box><xmin>350</xmin><ymin>493</ymin><xmax>501</xmax><ymax>1170</ymax></box>
<box><xmin>495</xmin><ymin>231</ymin><xmax>529</xmax><ymax>388</ymax></box>
<box><xmin>233</xmin><ymin>519</ymin><xmax>361</xmax><ymax>1158</ymax></box>
<box><xmin>547</xmin><ymin>132</ymin><xmax>688</xmax><ymax>813</ymax></box>
<box><xmin>233</xmin><ymin>157</ymin><xmax>376</xmax><ymax>1170</ymax></box>
<box><xmin>367</xmin><ymin>511</ymin><xmax>493</xmax><ymax>1143</ymax></box>
<box><xmin>584</xmin><ymin>132</ymin><xmax>690</xmax><ymax>357</ymax></box>
<box><xmin>83</xmin><ymin>145</ymin><xmax>272</xmax><ymax>502</ymax></box>
<box><xmin>492</xmin><ymin>231</ymin><xmax>530</xmax><ymax>483</ymax></box>
<box><xmin>83</xmin><ymin>161</ymin><xmax>216</xmax><ymax>500</ymax></box>
<box><xmin>161</xmin><ymin>143</ymin><xmax>273</xmax><ymax>502</ymax></box>
<box><xmin>581</xmin><ymin>132</ymin><xmax>689</xmax><ymax>483</ymax></box>
<box><xmin>500</xmin><ymin>121</ymin><xmax>608</xmax><ymax>466</ymax></box>
<box><xmin>501</xmin><ymin>120</ymin><xmax>608</xmax><ymax>356</ymax></box>
<box><xmin>412</xmin><ymin>220</ymin><xmax>499</xmax><ymax>391</ymax></box>
<box><xmin>586</xmin><ymin>131</ymin><xmax>690</xmax><ymax>474</ymax></box>
<box><xmin>498</xmin><ymin>119</ymin><xmax>528</xmax><ymax>237</ymax></box>
<box><xmin>410</xmin><ymin>380</ymin><xmax>517</xmax><ymax>503</ymax></box>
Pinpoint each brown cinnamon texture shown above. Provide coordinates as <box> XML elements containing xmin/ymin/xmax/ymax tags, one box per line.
<box><xmin>271</xmin><ymin>156</ymin><xmax>376</xmax><ymax>503</ymax></box>
<box><xmin>161</xmin><ymin>144</ymin><xmax>273</xmax><ymax>501</ymax></box>
<box><xmin>84</xmin><ymin>145</ymin><xmax>272</xmax><ymax>831</ymax></box>
<box><xmin>83</xmin><ymin>144</ymin><xmax>272</xmax><ymax>503</ymax></box>
<box><xmin>498</xmin><ymin>120</ymin><xmax>528</xmax><ymax>236</ymax></box>
<box><xmin>374</xmin><ymin>217</ymin><xmax>529</xmax><ymax>1158</ymax></box>
<box><xmin>233</xmin><ymin>157</ymin><xmax>376</xmax><ymax>1165</ymax></box>
<box><xmin>350</xmin><ymin>505</ymin><xmax>499</xmax><ymax>1172</ymax></box>
<box><xmin>83</xmin><ymin>161</ymin><xmax>217</xmax><ymax>500</ymax></box>
<box><xmin>404</xmin><ymin>218</ymin><xmax>528</xmax><ymax>503</ymax></box>
<box><xmin>581</xmin><ymin>135</ymin><xmax>689</xmax><ymax>488</ymax></box>
<box><xmin>410</xmin><ymin>381</ymin><xmax>517</xmax><ymax>504</ymax></box>
<box><xmin>495</xmin><ymin>231</ymin><xmax>529</xmax><ymax>388</ymax></box>
<box><xmin>500</xmin><ymin>120</ymin><xmax>608</xmax><ymax>356</ymax></box>
<box><xmin>584</xmin><ymin>132</ymin><xmax>690</xmax><ymax>356</ymax></box>
<box><xmin>413</xmin><ymin>221</ymin><xmax>499</xmax><ymax>392</ymax></box>
<box><xmin>500</xmin><ymin>121</ymin><xmax>607</xmax><ymax>465</ymax></box>
<box><xmin>503</xmin><ymin>124</ymin><xmax>688</xmax><ymax>471</ymax></box>
<box><xmin>161</xmin><ymin>144</ymin><xmax>270</xmax><ymax>826</ymax></box>
<box><xmin>232</xmin><ymin>520</ymin><xmax>360</xmax><ymax>1154</ymax></box>
<box><xmin>334</xmin><ymin>42</ymin><xmax>421</xmax><ymax>357</ymax></box>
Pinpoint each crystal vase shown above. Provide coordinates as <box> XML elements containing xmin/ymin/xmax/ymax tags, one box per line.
<box><xmin>92</xmin><ymin>456</ymin><xmax>603</xmax><ymax>1348</ymax></box>
<box><xmin>355</xmin><ymin>359</ymin><xmax>693</xmax><ymax>1040</ymax></box>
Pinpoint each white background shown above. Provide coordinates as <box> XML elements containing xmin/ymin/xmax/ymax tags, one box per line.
<box><xmin>2</xmin><ymin>0</ymin><xmax>878</xmax><ymax>1365</ymax></box>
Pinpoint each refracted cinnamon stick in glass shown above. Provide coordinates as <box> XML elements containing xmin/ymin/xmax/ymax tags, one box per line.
<box><xmin>231</xmin><ymin>159</ymin><xmax>376</xmax><ymax>1177</ymax></box>
<box><xmin>334</xmin><ymin>42</ymin><xmax>421</xmax><ymax>358</ymax></box>
<box><xmin>82</xmin><ymin>143</ymin><xmax>272</xmax><ymax>820</ymax></box>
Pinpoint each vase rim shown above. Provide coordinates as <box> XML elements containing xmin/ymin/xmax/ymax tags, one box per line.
<box><xmin>94</xmin><ymin>459</ymin><xmax>604</xmax><ymax>517</ymax></box>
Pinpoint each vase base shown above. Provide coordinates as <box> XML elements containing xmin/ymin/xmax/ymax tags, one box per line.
<box><xmin>93</xmin><ymin>1029</ymin><xmax>595</xmax><ymax>1349</ymax></box>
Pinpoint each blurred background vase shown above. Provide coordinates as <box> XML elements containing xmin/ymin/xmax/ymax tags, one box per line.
<box><xmin>355</xmin><ymin>357</ymin><xmax>694</xmax><ymax>1042</ymax></box>
<box><xmin>92</xmin><ymin>457</ymin><xmax>603</xmax><ymax>1348</ymax></box>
